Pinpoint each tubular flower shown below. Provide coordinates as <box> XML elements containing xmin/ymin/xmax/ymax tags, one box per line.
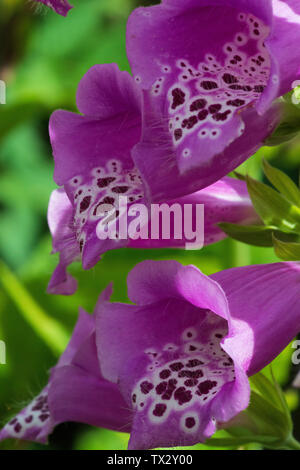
<box><xmin>34</xmin><ymin>0</ymin><xmax>73</xmax><ymax>16</ymax></box>
<box><xmin>48</xmin><ymin>63</ymin><xmax>258</xmax><ymax>295</ymax></box>
<box><xmin>126</xmin><ymin>0</ymin><xmax>300</xmax><ymax>201</ymax></box>
<box><xmin>0</xmin><ymin>286</ymin><xmax>131</xmax><ymax>444</ymax></box>
<box><xmin>2</xmin><ymin>261</ymin><xmax>300</xmax><ymax>449</ymax></box>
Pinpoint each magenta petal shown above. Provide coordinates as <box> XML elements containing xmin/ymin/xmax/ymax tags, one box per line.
<box><xmin>211</xmin><ymin>262</ymin><xmax>300</xmax><ymax>375</ymax></box>
<box><xmin>95</xmin><ymin>266</ymin><xmax>249</xmax><ymax>449</ymax></box>
<box><xmin>267</xmin><ymin>1</ymin><xmax>300</xmax><ymax>100</ymax></box>
<box><xmin>0</xmin><ymin>387</ymin><xmax>53</xmax><ymax>444</ymax></box>
<box><xmin>126</xmin><ymin>260</ymin><xmax>229</xmax><ymax>321</ymax></box>
<box><xmin>48</xmin><ymin>365</ymin><xmax>131</xmax><ymax>433</ymax></box>
<box><xmin>0</xmin><ymin>291</ymin><xmax>131</xmax><ymax>444</ymax></box>
<box><xmin>129</xmin><ymin>176</ymin><xmax>259</xmax><ymax>249</ymax></box>
<box><xmin>50</xmin><ymin>64</ymin><xmax>142</xmax><ymax>187</ymax></box>
<box><xmin>127</xmin><ymin>0</ymin><xmax>288</xmax><ymax>198</ymax></box>
<box><xmin>76</xmin><ymin>64</ymin><xmax>141</xmax><ymax>120</ymax></box>
<box><xmin>47</xmin><ymin>189</ymin><xmax>79</xmax><ymax>295</ymax></box>
<box><xmin>35</xmin><ymin>0</ymin><xmax>73</xmax><ymax>16</ymax></box>
<box><xmin>132</xmin><ymin>97</ymin><xmax>280</xmax><ymax>201</ymax></box>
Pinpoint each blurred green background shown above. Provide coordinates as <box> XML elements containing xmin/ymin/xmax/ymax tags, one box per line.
<box><xmin>0</xmin><ymin>0</ymin><xmax>300</xmax><ymax>450</ymax></box>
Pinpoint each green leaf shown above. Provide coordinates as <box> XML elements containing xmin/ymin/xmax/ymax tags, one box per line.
<box><xmin>246</xmin><ymin>175</ymin><xmax>300</xmax><ymax>232</ymax></box>
<box><xmin>265</xmin><ymin>101</ymin><xmax>300</xmax><ymax>146</ymax></box>
<box><xmin>273</xmin><ymin>235</ymin><xmax>300</xmax><ymax>261</ymax></box>
<box><xmin>218</xmin><ymin>223</ymin><xmax>299</xmax><ymax>247</ymax></box>
<box><xmin>0</xmin><ymin>261</ymin><xmax>69</xmax><ymax>355</ymax></box>
<box><xmin>263</xmin><ymin>160</ymin><xmax>300</xmax><ymax>207</ymax></box>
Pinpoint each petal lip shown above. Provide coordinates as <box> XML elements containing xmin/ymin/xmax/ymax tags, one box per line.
<box><xmin>127</xmin><ymin>0</ymin><xmax>289</xmax><ymax>199</ymax></box>
<box><xmin>126</xmin><ymin>260</ymin><xmax>231</xmax><ymax>322</ymax></box>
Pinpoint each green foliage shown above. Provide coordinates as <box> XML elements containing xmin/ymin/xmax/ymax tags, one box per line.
<box><xmin>220</xmin><ymin>160</ymin><xmax>300</xmax><ymax>260</ymax></box>
<box><xmin>0</xmin><ymin>0</ymin><xmax>300</xmax><ymax>452</ymax></box>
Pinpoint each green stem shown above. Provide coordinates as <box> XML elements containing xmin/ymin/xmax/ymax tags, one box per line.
<box><xmin>0</xmin><ymin>260</ymin><xmax>69</xmax><ymax>356</ymax></box>
<box><xmin>283</xmin><ymin>436</ymin><xmax>300</xmax><ymax>450</ymax></box>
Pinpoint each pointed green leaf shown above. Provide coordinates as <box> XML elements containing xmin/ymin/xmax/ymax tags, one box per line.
<box><xmin>218</xmin><ymin>223</ymin><xmax>299</xmax><ymax>247</ymax></box>
<box><xmin>246</xmin><ymin>175</ymin><xmax>300</xmax><ymax>232</ymax></box>
<box><xmin>263</xmin><ymin>160</ymin><xmax>300</xmax><ymax>207</ymax></box>
<box><xmin>265</xmin><ymin>101</ymin><xmax>300</xmax><ymax>146</ymax></box>
<box><xmin>273</xmin><ymin>235</ymin><xmax>300</xmax><ymax>261</ymax></box>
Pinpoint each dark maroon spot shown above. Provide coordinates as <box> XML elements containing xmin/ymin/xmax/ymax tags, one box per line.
<box><xmin>188</xmin><ymin>345</ymin><xmax>197</xmax><ymax>351</ymax></box>
<box><xmin>234</xmin><ymin>55</ymin><xmax>242</xmax><ymax>62</ymax></box>
<box><xmin>25</xmin><ymin>415</ymin><xmax>33</xmax><ymax>423</ymax></box>
<box><xmin>156</xmin><ymin>381</ymin><xmax>168</xmax><ymax>395</ymax></box>
<box><xmin>9</xmin><ymin>418</ymin><xmax>17</xmax><ymax>426</ymax></box>
<box><xmin>190</xmin><ymin>99</ymin><xmax>207</xmax><ymax>112</ymax></box>
<box><xmin>140</xmin><ymin>381</ymin><xmax>154</xmax><ymax>394</ymax></box>
<box><xmin>174</xmin><ymin>387</ymin><xmax>192</xmax><ymax>405</ymax></box>
<box><xmin>228</xmin><ymin>84</ymin><xmax>243</xmax><ymax>91</ymax></box>
<box><xmin>184</xmin><ymin>379</ymin><xmax>198</xmax><ymax>387</ymax></box>
<box><xmin>39</xmin><ymin>414</ymin><xmax>49</xmax><ymax>422</ymax></box>
<box><xmin>103</xmin><ymin>196</ymin><xmax>115</xmax><ymax>204</ymax></box>
<box><xmin>153</xmin><ymin>403</ymin><xmax>167</xmax><ymax>417</ymax></box>
<box><xmin>159</xmin><ymin>369</ymin><xmax>171</xmax><ymax>380</ymax></box>
<box><xmin>227</xmin><ymin>99</ymin><xmax>245</xmax><ymax>107</ymax></box>
<box><xmin>170</xmin><ymin>362</ymin><xmax>184</xmax><ymax>372</ymax></box>
<box><xmin>197</xmin><ymin>380</ymin><xmax>217</xmax><ymax>396</ymax></box>
<box><xmin>80</xmin><ymin>196</ymin><xmax>91</xmax><ymax>213</ymax></box>
<box><xmin>222</xmin><ymin>73</ymin><xmax>238</xmax><ymax>85</ymax></box>
<box><xmin>182</xmin><ymin>115</ymin><xmax>198</xmax><ymax>130</ymax></box>
<box><xmin>162</xmin><ymin>379</ymin><xmax>177</xmax><ymax>400</ymax></box>
<box><xmin>14</xmin><ymin>423</ymin><xmax>22</xmax><ymax>433</ymax></box>
<box><xmin>97</xmin><ymin>177</ymin><xmax>116</xmax><ymax>188</ymax></box>
<box><xmin>213</xmin><ymin>110</ymin><xmax>231</xmax><ymax>122</ymax></box>
<box><xmin>111</xmin><ymin>186</ymin><xmax>129</xmax><ymax>194</ymax></box>
<box><xmin>200</xmin><ymin>81</ymin><xmax>218</xmax><ymax>90</ymax></box>
<box><xmin>254</xmin><ymin>85</ymin><xmax>265</xmax><ymax>93</ymax></box>
<box><xmin>208</xmin><ymin>104</ymin><xmax>222</xmax><ymax>114</ymax></box>
<box><xmin>132</xmin><ymin>394</ymin><xmax>136</xmax><ymax>403</ymax></box>
<box><xmin>174</xmin><ymin>128</ymin><xmax>183</xmax><ymax>141</ymax></box>
<box><xmin>254</xmin><ymin>29</ymin><xmax>260</xmax><ymax>36</ymax></box>
<box><xmin>179</xmin><ymin>369</ymin><xmax>203</xmax><ymax>379</ymax></box>
<box><xmin>32</xmin><ymin>403</ymin><xmax>43</xmax><ymax>411</ymax></box>
<box><xmin>186</xmin><ymin>359</ymin><xmax>204</xmax><ymax>368</ymax></box>
<box><xmin>171</xmin><ymin>88</ymin><xmax>185</xmax><ymax>109</ymax></box>
<box><xmin>243</xmin><ymin>85</ymin><xmax>252</xmax><ymax>92</ymax></box>
<box><xmin>198</xmin><ymin>109</ymin><xmax>209</xmax><ymax>121</ymax></box>
<box><xmin>185</xmin><ymin>417</ymin><xmax>196</xmax><ymax>429</ymax></box>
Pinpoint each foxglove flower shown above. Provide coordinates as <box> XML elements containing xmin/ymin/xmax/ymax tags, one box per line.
<box><xmin>48</xmin><ymin>63</ymin><xmax>258</xmax><ymax>295</ymax></box>
<box><xmin>0</xmin><ymin>286</ymin><xmax>131</xmax><ymax>444</ymax></box>
<box><xmin>34</xmin><ymin>0</ymin><xmax>73</xmax><ymax>16</ymax></box>
<box><xmin>126</xmin><ymin>0</ymin><xmax>300</xmax><ymax>200</ymax></box>
<box><xmin>2</xmin><ymin>261</ymin><xmax>300</xmax><ymax>449</ymax></box>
